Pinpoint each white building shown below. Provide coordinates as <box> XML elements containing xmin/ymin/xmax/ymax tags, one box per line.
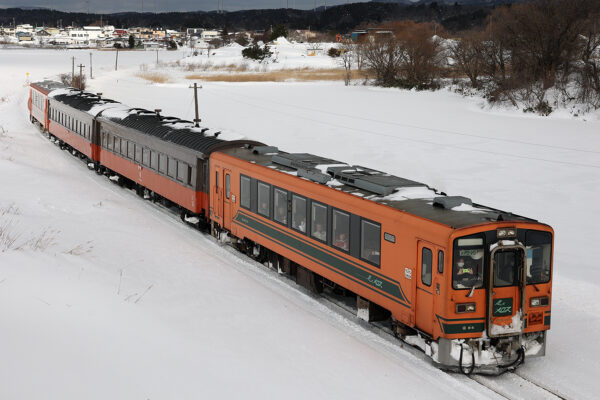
<box><xmin>201</xmin><ymin>30</ymin><xmax>220</xmax><ymax>40</ymax></box>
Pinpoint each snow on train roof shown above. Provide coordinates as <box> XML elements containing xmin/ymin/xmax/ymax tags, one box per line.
<box><xmin>41</xmin><ymin>82</ymin><xmax>241</xmax><ymax>155</ymax></box>
<box><xmin>221</xmin><ymin>146</ymin><xmax>535</xmax><ymax>229</ymax></box>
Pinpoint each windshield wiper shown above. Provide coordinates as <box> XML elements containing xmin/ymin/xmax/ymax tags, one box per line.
<box><xmin>467</xmin><ymin>286</ymin><xmax>476</xmax><ymax>298</ymax></box>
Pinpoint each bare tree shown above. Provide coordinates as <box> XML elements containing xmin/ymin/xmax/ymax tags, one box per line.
<box><xmin>360</xmin><ymin>35</ymin><xmax>403</xmax><ymax>87</ymax></box>
<box><xmin>338</xmin><ymin>40</ymin><xmax>355</xmax><ymax>86</ymax></box>
<box><xmin>449</xmin><ymin>30</ymin><xmax>485</xmax><ymax>88</ymax></box>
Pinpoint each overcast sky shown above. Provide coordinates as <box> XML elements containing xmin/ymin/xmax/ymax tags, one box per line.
<box><xmin>0</xmin><ymin>0</ymin><xmax>395</xmax><ymax>13</ymax></box>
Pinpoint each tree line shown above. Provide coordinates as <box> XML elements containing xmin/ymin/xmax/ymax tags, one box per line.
<box><xmin>347</xmin><ymin>0</ymin><xmax>600</xmax><ymax>112</ymax></box>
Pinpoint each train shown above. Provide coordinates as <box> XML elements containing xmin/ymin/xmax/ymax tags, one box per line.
<box><xmin>29</xmin><ymin>80</ymin><xmax>553</xmax><ymax>374</ymax></box>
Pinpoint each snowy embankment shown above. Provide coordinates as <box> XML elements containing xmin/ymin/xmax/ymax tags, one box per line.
<box><xmin>1</xmin><ymin>47</ymin><xmax>600</xmax><ymax>399</ymax></box>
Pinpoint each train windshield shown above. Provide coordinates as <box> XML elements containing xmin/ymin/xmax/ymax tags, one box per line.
<box><xmin>525</xmin><ymin>230</ymin><xmax>552</xmax><ymax>284</ymax></box>
<box><xmin>453</xmin><ymin>236</ymin><xmax>485</xmax><ymax>289</ymax></box>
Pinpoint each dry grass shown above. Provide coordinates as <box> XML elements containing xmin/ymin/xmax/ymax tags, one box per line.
<box><xmin>186</xmin><ymin>68</ymin><xmax>367</xmax><ymax>82</ymax></box>
<box><xmin>136</xmin><ymin>71</ymin><xmax>173</xmax><ymax>84</ymax></box>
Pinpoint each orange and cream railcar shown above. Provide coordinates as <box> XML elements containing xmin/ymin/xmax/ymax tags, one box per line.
<box><xmin>210</xmin><ymin>148</ymin><xmax>553</xmax><ymax>373</ymax></box>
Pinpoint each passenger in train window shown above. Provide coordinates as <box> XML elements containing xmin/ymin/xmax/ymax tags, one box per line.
<box><xmin>275</xmin><ymin>205</ymin><xmax>287</xmax><ymax>224</ymax></box>
<box><xmin>334</xmin><ymin>233</ymin><xmax>349</xmax><ymax>251</ymax></box>
<box><xmin>313</xmin><ymin>223</ymin><xmax>326</xmax><ymax>241</ymax></box>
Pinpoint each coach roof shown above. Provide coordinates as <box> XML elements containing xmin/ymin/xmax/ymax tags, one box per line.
<box><xmin>219</xmin><ymin>146</ymin><xmax>537</xmax><ymax>230</ymax></box>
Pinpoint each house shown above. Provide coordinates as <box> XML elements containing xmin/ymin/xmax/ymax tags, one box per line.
<box><xmin>201</xmin><ymin>30</ymin><xmax>220</xmax><ymax>40</ymax></box>
<box><xmin>17</xmin><ymin>32</ymin><xmax>34</xmax><ymax>41</ymax></box>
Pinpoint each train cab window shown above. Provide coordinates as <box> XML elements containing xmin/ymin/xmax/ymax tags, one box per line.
<box><xmin>422</xmin><ymin>247</ymin><xmax>433</xmax><ymax>286</ymax></box>
<box><xmin>225</xmin><ymin>174</ymin><xmax>231</xmax><ymax>199</ymax></box>
<box><xmin>142</xmin><ymin>148</ymin><xmax>150</xmax><ymax>166</ymax></box>
<box><xmin>291</xmin><ymin>196</ymin><xmax>307</xmax><ymax>233</ymax></box>
<box><xmin>525</xmin><ymin>230</ymin><xmax>552</xmax><ymax>284</ymax></box>
<box><xmin>361</xmin><ymin>220</ymin><xmax>381</xmax><ymax>266</ymax></box>
<box><xmin>438</xmin><ymin>250</ymin><xmax>444</xmax><ymax>273</ymax></box>
<box><xmin>453</xmin><ymin>236</ymin><xmax>485</xmax><ymax>290</ymax></box>
<box><xmin>257</xmin><ymin>182</ymin><xmax>270</xmax><ymax>218</ymax></box>
<box><xmin>167</xmin><ymin>158</ymin><xmax>177</xmax><ymax>178</ymax></box>
<box><xmin>310</xmin><ymin>202</ymin><xmax>327</xmax><ymax>242</ymax></box>
<box><xmin>274</xmin><ymin>188</ymin><xmax>288</xmax><ymax>225</ymax></box>
<box><xmin>332</xmin><ymin>210</ymin><xmax>350</xmax><ymax>251</ymax></box>
<box><xmin>240</xmin><ymin>175</ymin><xmax>251</xmax><ymax>209</ymax></box>
<box><xmin>493</xmin><ymin>250</ymin><xmax>519</xmax><ymax>288</ymax></box>
<box><xmin>159</xmin><ymin>154</ymin><xmax>167</xmax><ymax>173</ymax></box>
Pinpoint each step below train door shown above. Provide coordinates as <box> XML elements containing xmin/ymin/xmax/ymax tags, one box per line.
<box><xmin>488</xmin><ymin>244</ymin><xmax>527</xmax><ymax>337</ymax></box>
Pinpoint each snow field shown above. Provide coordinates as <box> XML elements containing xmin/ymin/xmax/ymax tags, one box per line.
<box><xmin>1</xmin><ymin>45</ymin><xmax>600</xmax><ymax>399</ymax></box>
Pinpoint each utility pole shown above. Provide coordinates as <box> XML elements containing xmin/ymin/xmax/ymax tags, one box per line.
<box><xmin>188</xmin><ymin>83</ymin><xmax>202</xmax><ymax>127</ymax></box>
<box><xmin>89</xmin><ymin>52</ymin><xmax>93</xmax><ymax>79</ymax></box>
<box><xmin>156</xmin><ymin>49</ymin><xmax>159</xmax><ymax>64</ymax></box>
<box><xmin>71</xmin><ymin>56</ymin><xmax>75</xmax><ymax>81</ymax></box>
<box><xmin>78</xmin><ymin>64</ymin><xmax>85</xmax><ymax>89</ymax></box>
<box><xmin>115</xmin><ymin>47</ymin><xmax>119</xmax><ymax>71</ymax></box>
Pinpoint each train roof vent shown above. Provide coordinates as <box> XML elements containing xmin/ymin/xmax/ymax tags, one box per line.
<box><xmin>327</xmin><ymin>165</ymin><xmax>424</xmax><ymax>196</ymax></box>
<box><xmin>433</xmin><ymin>196</ymin><xmax>472</xmax><ymax>209</ymax></box>
<box><xmin>297</xmin><ymin>168</ymin><xmax>333</xmax><ymax>184</ymax></box>
<box><xmin>253</xmin><ymin>146</ymin><xmax>279</xmax><ymax>155</ymax></box>
<box><xmin>271</xmin><ymin>153</ymin><xmax>346</xmax><ymax>185</ymax></box>
<box><xmin>271</xmin><ymin>153</ymin><xmax>346</xmax><ymax>171</ymax></box>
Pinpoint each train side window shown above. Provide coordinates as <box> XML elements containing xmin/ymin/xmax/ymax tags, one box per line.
<box><xmin>142</xmin><ymin>148</ymin><xmax>150</xmax><ymax>166</ymax></box>
<box><xmin>257</xmin><ymin>182</ymin><xmax>270</xmax><ymax>218</ymax></box>
<box><xmin>292</xmin><ymin>195</ymin><xmax>307</xmax><ymax>233</ymax></box>
<box><xmin>159</xmin><ymin>154</ymin><xmax>167</xmax><ymax>173</ymax></box>
<box><xmin>127</xmin><ymin>141</ymin><xmax>134</xmax><ymax>159</ymax></box>
<box><xmin>438</xmin><ymin>250</ymin><xmax>444</xmax><ymax>274</ymax></box>
<box><xmin>167</xmin><ymin>158</ymin><xmax>177</xmax><ymax>178</ymax></box>
<box><xmin>274</xmin><ymin>188</ymin><xmax>288</xmax><ymax>225</ymax></box>
<box><xmin>311</xmin><ymin>202</ymin><xmax>327</xmax><ymax>242</ymax></box>
<box><xmin>187</xmin><ymin>166</ymin><xmax>193</xmax><ymax>186</ymax></box>
<box><xmin>113</xmin><ymin>137</ymin><xmax>120</xmax><ymax>153</ymax></box>
<box><xmin>150</xmin><ymin>151</ymin><xmax>158</xmax><ymax>170</ymax></box>
<box><xmin>135</xmin><ymin>144</ymin><xmax>142</xmax><ymax>162</ymax></box>
<box><xmin>422</xmin><ymin>247</ymin><xmax>432</xmax><ymax>286</ymax></box>
<box><xmin>225</xmin><ymin>174</ymin><xmax>231</xmax><ymax>199</ymax></box>
<box><xmin>106</xmin><ymin>134</ymin><xmax>112</xmax><ymax>150</ymax></box>
<box><xmin>240</xmin><ymin>175</ymin><xmax>251</xmax><ymax>209</ymax></box>
<box><xmin>177</xmin><ymin>161</ymin><xmax>187</xmax><ymax>182</ymax></box>
<box><xmin>332</xmin><ymin>209</ymin><xmax>350</xmax><ymax>251</ymax></box>
<box><xmin>102</xmin><ymin>132</ymin><xmax>107</xmax><ymax>147</ymax></box>
<box><xmin>121</xmin><ymin>139</ymin><xmax>128</xmax><ymax>156</ymax></box>
<box><xmin>360</xmin><ymin>220</ymin><xmax>381</xmax><ymax>266</ymax></box>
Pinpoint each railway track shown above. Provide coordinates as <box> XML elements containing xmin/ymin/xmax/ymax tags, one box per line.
<box><xmin>43</xmin><ymin>128</ymin><xmax>569</xmax><ymax>400</ymax></box>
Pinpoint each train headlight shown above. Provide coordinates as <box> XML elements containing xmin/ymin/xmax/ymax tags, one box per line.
<box><xmin>456</xmin><ymin>303</ymin><xmax>476</xmax><ymax>313</ymax></box>
<box><xmin>530</xmin><ymin>296</ymin><xmax>549</xmax><ymax>307</ymax></box>
<box><xmin>497</xmin><ymin>228</ymin><xmax>517</xmax><ymax>239</ymax></box>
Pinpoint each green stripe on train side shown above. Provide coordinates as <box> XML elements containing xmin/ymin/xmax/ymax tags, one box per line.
<box><xmin>234</xmin><ymin>211</ymin><xmax>410</xmax><ymax>307</ymax></box>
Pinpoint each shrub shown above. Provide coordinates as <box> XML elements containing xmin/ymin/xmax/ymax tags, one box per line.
<box><xmin>328</xmin><ymin>47</ymin><xmax>341</xmax><ymax>57</ymax></box>
<box><xmin>242</xmin><ymin>44</ymin><xmax>272</xmax><ymax>61</ymax></box>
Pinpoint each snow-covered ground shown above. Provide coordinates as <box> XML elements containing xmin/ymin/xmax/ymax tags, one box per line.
<box><xmin>1</xmin><ymin>46</ymin><xmax>600</xmax><ymax>399</ymax></box>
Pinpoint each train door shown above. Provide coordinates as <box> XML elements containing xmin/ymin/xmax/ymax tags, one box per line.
<box><xmin>416</xmin><ymin>241</ymin><xmax>437</xmax><ymax>334</ymax></box>
<box><xmin>222</xmin><ymin>169</ymin><xmax>232</xmax><ymax>230</ymax></box>
<box><xmin>213</xmin><ymin>167</ymin><xmax>223</xmax><ymax>224</ymax></box>
<box><xmin>488</xmin><ymin>245</ymin><xmax>526</xmax><ymax>337</ymax></box>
